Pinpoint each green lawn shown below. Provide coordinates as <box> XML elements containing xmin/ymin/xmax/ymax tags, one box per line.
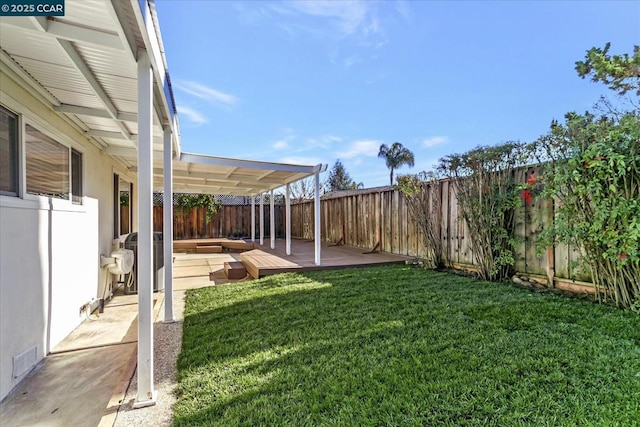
<box><xmin>174</xmin><ymin>265</ymin><xmax>640</xmax><ymax>426</ymax></box>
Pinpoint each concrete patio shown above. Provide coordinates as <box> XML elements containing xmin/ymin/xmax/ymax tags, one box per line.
<box><xmin>0</xmin><ymin>241</ymin><xmax>411</xmax><ymax>426</ymax></box>
<box><xmin>0</xmin><ymin>251</ymin><xmax>243</xmax><ymax>427</ymax></box>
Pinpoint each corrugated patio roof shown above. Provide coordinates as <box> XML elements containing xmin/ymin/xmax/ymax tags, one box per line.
<box><xmin>0</xmin><ymin>0</ymin><xmax>324</xmax><ymax>196</ymax></box>
<box><xmin>127</xmin><ymin>152</ymin><xmax>325</xmax><ymax>196</ymax></box>
<box><xmin>172</xmin><ymin>153</ymin><xmax>325</xmax><ymax>196</ymax></box>
<box><xmin>0</xmin><ymin>1</ymin><xmax>174</xmax><ymax>153</ymax></box>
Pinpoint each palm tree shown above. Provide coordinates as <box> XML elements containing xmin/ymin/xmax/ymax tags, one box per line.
<box><xmin>378</xmin><ymin>142</ymin><xmax>415</xmax><ymax>185</ymax></box>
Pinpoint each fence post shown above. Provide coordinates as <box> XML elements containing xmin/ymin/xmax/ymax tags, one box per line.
<box><xmin>545</xmin><ymin>198</ymin><xmax>556</xmax><ymax>287</ymax></box>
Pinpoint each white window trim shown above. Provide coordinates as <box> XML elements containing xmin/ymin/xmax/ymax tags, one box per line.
<box><xmin>71</xmin><ymin>148</ymin><xmax>83</xmax><ymax>205</ymax></box>
<box><xmin>0</xmin><ymin>194</ymin><xmax>86</xmax><ymax>212</ymax></box>
<box><xmin>1</xmin><ymin>97</ymin><xmax>86</xmax><ymax>207</ymax></box>
<box><xmin>113</xmin><ymin>169</ymin><xmax>135</xmax><ymax>236</ymax></box>
<box><xmin>0</xmin><ymin>105</ymin><xmax>20</xmax><ymax>197</ymax></box>
<box><xmin>22</xmin><ymin>118</ymin><xmax>83</xmax><ymax>206</ymax></box>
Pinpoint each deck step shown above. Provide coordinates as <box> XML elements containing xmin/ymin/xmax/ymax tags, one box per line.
<box><xmin>224</xmin><ymin>261</ymin><xmax>247</xmax><ymax>279</ymax></box>
<box><xmin>173</xmin><ymin>239</ymin><xmax>255</xmax><ymax>253</ymax></box>
<box><xmin>221</xmin><ymin>241</ymin><xmax>255</xmax><ymax>251</ymax></box>
<box><xmin>173</xmin><ymin>241</ymin><xmax>195</xmax><ymax>252</ymax></box>
<box><xmin>196</xmin><ymin>245</ymin><xmax>223</xmax><ymax>253</ymax></box>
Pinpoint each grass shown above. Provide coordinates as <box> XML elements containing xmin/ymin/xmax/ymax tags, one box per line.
<box><xmin>174</xmin><ymin>265</ymin><xmax>640</xmax><ymax>426</ymax></box>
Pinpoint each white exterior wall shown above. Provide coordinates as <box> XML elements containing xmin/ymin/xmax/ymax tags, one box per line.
<box><xmin>0</xmin><ymin>70</ymin><xmax>137</xmax><ymax>401</ymax></box>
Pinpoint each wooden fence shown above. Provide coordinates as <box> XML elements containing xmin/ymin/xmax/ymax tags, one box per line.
<box><xmin>291</xmin><ymin>165</ymin><xmax>592</xmax><ymax>288</ymax></box>
<box><xmin>152</xmin><ymin>205</ymin><xmax>285</xmax><ymax>240</ymax></box>
<box><xmin>146</xmin><ymin>167</ymin><xmax>591</xmax><ymax>289</ymax></box>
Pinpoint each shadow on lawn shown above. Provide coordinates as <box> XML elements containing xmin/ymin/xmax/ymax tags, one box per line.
<box><xmin>174</xmin><ymin>266</ymin><xmax>640</xmax><ymax>426</ymax></box>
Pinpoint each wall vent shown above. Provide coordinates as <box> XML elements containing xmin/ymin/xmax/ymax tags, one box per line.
<box><xmin>12</xmin><ymin>346</ymin><xmax>37</xmax><ymax>379</ymax></box>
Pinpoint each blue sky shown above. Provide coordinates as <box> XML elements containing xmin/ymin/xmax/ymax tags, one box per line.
<box><xmin>156</xmin><ymin>0</ymin><xmax>640</xmax><ymax>187</ymax></box>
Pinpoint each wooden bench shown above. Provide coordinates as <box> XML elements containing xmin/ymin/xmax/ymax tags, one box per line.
<box><xmin>173</xmin><ymin>241</ymin><xmax>196</xmax><ymax>252</ymax></box>
<box><xmin>173</xmin><ymin>239</ymin><xmax>255</xmax><ymax>254</ymax></box>
<box><xmin>224</xmin><ymin>261</ymin><xmax>247</xmax><ymax>279</ymax></box>
<box><xmin>221</xmin><ymin>241</ymin><xmax>255</xmax><ymax>252</ymax></box>
<box><xmin>195</xmin><ymin>245</ymin><xmax>223</xmax><ymax>254</ymax></box>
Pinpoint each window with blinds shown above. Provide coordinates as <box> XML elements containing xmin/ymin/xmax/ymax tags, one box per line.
<box><xmin>26</xmin><ymin>125</ymin><xmax>70</xmax><ymax>200</ymax></box>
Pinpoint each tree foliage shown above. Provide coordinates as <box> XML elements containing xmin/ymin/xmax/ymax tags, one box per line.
<box><xmin>528</xmin><ymin>112</ymin><xmax>640</xmax><ymax>309</ymax></box>
<box><xmin>120</xmin><ymin>191</ymin><xmax>130</xmax><ymax>207</ymax></box>
<box><xmin>397</xmin><ymin>172</ymin><xmax>445</xmax><ymax>269</ymax></box>
<box><xmin>378</xmin><ymin>142</ymin><xmax>415</xmax><ymax>185</ymax></box>
<box><xmin>289</xmin><ymin>177</ymin><xmax>324</xmax><ymax>202</ymax></box>
<box><xmin>438</xmin><ymin>142</ymin><xmax>527</xmax><ymax>281</ymax></box>
<box><xmin>525</xmin><ymin>43</ymin><xmax>640</xmax><ymax>310</ymax></box>
<box><xmin>173</xmin><ymin>193</ymin><xmax>222</xmax><ymax>223</ymax></box>
<box><xmin>575</xmin><ymin>43</ymin><xmax>640</xmax><ymax>97</ymax></box>
<box><xmin>327</xmin><ymin>160</ymin><xmax>358</xmax><ymax>191</ymax></box>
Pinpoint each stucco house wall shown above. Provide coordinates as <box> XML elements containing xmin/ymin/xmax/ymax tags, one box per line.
<box><xmin>0</xmin><ymin>67</ymin><xmax>137</xmax><ymax>401</ymax></box>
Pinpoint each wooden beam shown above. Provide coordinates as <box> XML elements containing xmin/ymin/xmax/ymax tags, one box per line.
<box><xmin>363</xmin><ymin>241</ymin><xmax>380</xmax><ymax>254</ymax></box>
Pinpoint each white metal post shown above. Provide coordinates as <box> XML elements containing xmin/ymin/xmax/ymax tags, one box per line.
<box><xmin>251</xmin><ymin>195</ymin><xmax>255</xmax><ymax>242</ymax></box>
<box><xmin>270</xmin><ymin>189</ymin><xmax>275</xmax><ymax>249</ymax></box>
<box><xmin>314</xmin><ymin>171</ymin><xmax>321</xmax><ymax>265</ymax></box>
<box><xmin>285</xmin><ymin>183</ymin><xmax>291</xmax><ymax>256</ymax></box>
<box><xmin>162</xmin><ymin>126</ymin><xmax>174</xmax><ymax>323</ymax></box>
<box><xmin>259</xmin><ymin>193</ymin><xmax>264</xmax><ymax>246</ymax></box>
<box><xmin>135</xmin><ymin>50</ymin><xmax>157</xmax><ymax>408</ymax></box>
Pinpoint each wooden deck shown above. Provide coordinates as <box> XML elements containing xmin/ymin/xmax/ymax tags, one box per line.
<box><xmin>173</xmin><ymin>238</ymin><xmax>255</xmax><ymax>253</ymax></box>
<box><xmin>240</xmin><ymin>239</ymin><xmax>411</xmax><ymax>278</ymax></box>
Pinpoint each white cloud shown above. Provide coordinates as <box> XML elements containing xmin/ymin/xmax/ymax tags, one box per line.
<box><xmin>268</xmin><ymin>131</ymin><xmax>342</xmax><ymax>155</ymax></box>
<box><xmin>176</xmin><ymin>105</ymin><xmax>207</xmax><ymax>125</ymax></box>
<box><xmin>273</xmin><ymin>140</ymin><xmax>288</xmax><ymax>150</ymax></box>
<box><xmin>272</xmin><ymin>127</ymin><xmax>296</xmax><ymax>150</ymax></box>
<box><xmin>234</xmin><ymin>3</ymin><xmax>271</xmax><ymax>25</ymax></box>
<box><xmin>174</xmin><ymin>80</ymin><xmax>240</xmax><ymax>107</ymax></box>
<box><xmin>337</xmin><ymin>139</ymin><xmax>381</xmax><ymax>159</ymax></box>
<box><xmin>289</xmin><ymin>0</ymin><xmax>368</xmax><ymax>35</ymax></box>
<box><xmin>344</xmin><ymin>55</ymin><xmax>361</xmax><ymax>68</ymax></box>
<box><xmin>267</xmin><ymin>0</ymin><xmax>383</xmax><ymax>43</ymax></box>
<box><xmin>304</xmin><ymin>135</ymin><xmax>342</xmax><ymax>149</ymax></box>
<box><xmin>422</xmin><ymin>136</ymin><xmax>448</xmax><ymax>148</ymax></box>
<box><xmin>279</xmin><ymin>156</ymin><xmax>323</xmax><ymax>166</ymax></box>
<box><xmin>395</xmin><ymin>1</ymin><xmax>413</xmax><ymax>26</ymax></box>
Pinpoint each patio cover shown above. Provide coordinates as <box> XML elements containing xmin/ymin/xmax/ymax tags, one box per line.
<box><xmin>0</xmin><ymin>2</ymin><xmax>323</xmax><ymax>195</ymax></box>
<box><xmin>125</xmin><ymin>152</ymin><xmax>324</xmax><ymax>197</ymax></box>
<box><xmin>0</xmin><ymin>0</ymin><xmax>325</xmax><ymax>409</ymax></box>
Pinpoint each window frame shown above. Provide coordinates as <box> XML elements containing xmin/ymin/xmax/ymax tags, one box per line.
<box><xmin>24</xmin><ymin>123</ymin><xmax>70</xmax><ymax>201</ymax></box>
<box><xmin>22</xmin><ymin>121</ymin><xmax>84</xmax><ymax>206</ymax></box>
<box><xmin>0</xmin><ymin>98</ymin><xmax>87</xmax><ymax>212</ymax></box>
<box><xmin>0</xmin><ymin>105</ymin><xmax>20</xmax><ymax>197</ymax></box>
<box><xmin>71</xmin><ymin>149</ymin><xmax>83</xmax><ymax>204</ymax></box>
<box><xmin>114</xmin><ymin>173</ymin><xmax>134</xmax><ymax>238</ymax></box>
